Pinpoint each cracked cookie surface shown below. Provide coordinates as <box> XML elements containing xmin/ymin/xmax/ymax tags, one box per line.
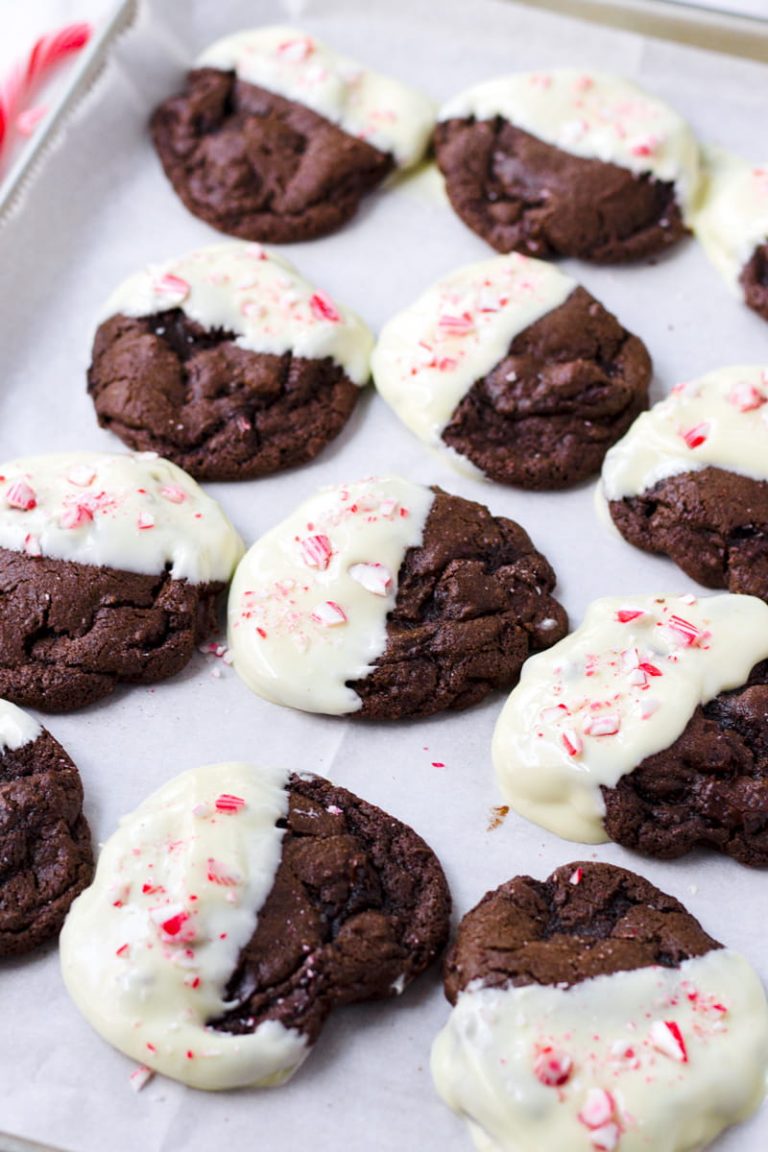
<box><xmin>151</xmin><ymin>70</ymin><xmax>394</xmax><ymax>243</ymax></box>
<box><xmin>0</xmin><ymin>724</ymin><xmax>93</xmax><ymax>957</ymax></box>
<box><xmin>443</xmin><ymin>861</ymin><xmax>719</xmax><ymax>1003</ymax></box>
<box><xmin>608</xmin><ymin>468</ymin><xmax>768</xmax><ymax>601</ymax></box>
<box><xmin>213</xmin><ymin>772</ymin><xmax>451</xmax><ymax>1043</ymax></box>
<box><xmin>0</xmin><ymin>549</ymin><xmax>223</xmax><ymax>712</ymax></box>
<box><xmin>441</xmin><ymin>286</ymin><xmax>651</xmax><ymax>488</ymax></box>
<box><xmin>350</xmin><ymin>489</ymin><xmax>568</xmax><ymax>718</ymax></box>
<box><xmin>89</xmin><ymin>309</ymin><xmax>360</xmax><ymax>481</ymax></box>
<box><xmin>602</xmin><ymin>660</ymin><xmax>768</xmax><ymax>866</ymax></box>
<box><xmin>434</xmin><ymin>119</ymin><xmax>686</xmax><ymax>262</ymax></box>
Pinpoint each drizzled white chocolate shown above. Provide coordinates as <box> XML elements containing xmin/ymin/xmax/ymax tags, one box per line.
<box><xmin>371</xmin><ymin>255</ymin><xmax>574</xmax><ymax>464</ymax></box>
<box><xmin>693</xmin><ymin>149</ymin><xmax>768</xmax><ymax>292</ymax></box>
<box><xmin>0</xmin><ymin>452</ymin><xmax>244</xmax><ymax>583</ymax></box>
<box><xmin>431</xmin><ymin>949</ymin><xmax>768</xmax><ymax>1152</ymax></box>
<box><xmin>601</xmin><ymin>365</ymin><xmax>768</xmax><ymax>501</ymax></box>
<box><xmin>0</xmin><ymin>699</ymin><xmax>41</xmax><ymax>755</ymax></box>
<box><xmin>60</xmin><ymin>762</ymin><xmax>307</xmax><ymax>1091</ymax></box>
<box><xmin>103</xmin><ymin>243</ymin><xmax>373</xmax><ymax>386</ymax></box>
<box><xmin>492</xmin><ymin>593</ymin><xmax>768</xmax><ymax>842</ymax></box>
<box><xmin>439</xmin><ymin>70</ymin><xmax>700</xmax><ymax>215</ymax></box>
<box><xmin>227</xmin><ymin>477</ymin><xmax>434</xmax><ymax>714</ymax></box>
<box><xmin>197</xmin><ymin>26</ymin><xmax>434</xmax><ymax>168</ymax></box>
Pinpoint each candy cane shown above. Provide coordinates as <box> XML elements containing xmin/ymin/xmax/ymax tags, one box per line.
<box><xmin>0</xmin><ymin>23</ymin><xmax>91</xmax><ymax>162</ymax></box>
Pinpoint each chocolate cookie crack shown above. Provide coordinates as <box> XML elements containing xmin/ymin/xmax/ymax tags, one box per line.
<box><xmin>0</xmin><ymin>549</ymin><xmax>223</xmax><ymax>711</ymax></box>
<box><xmin>88</xmin><ymin>309</ymin><xmax>359</xmax><ymax>481</ymax></box>
<box><xmin>0</xmin><ymin>731</ymin><xmax>94</xmax><ymax>956</ymax></box>
<box><xmin>602</xmin><ymin>660</ymin><xmax>768</xmax><ymax>865</ymax></box>
<box><xmin>434</xmin><ymin>117</ymin><xmax>685</xmax><ymax>262</ymax></box>
<box><xmin>608</xmin><ymin>467</ymin><xmax>768</xmax><ymax>600</ymax></box>
<box><xmin>346</xmin><ymin>489</ymin><xmax>568</xmax><ymax>719</ymax></box>
<box><xmin>209</xmin><ymin>774</ymin><xmax>451</xmax><ymax>1045</ymax></box>
<box><xmin>150</xmin><ymin>69</ymin><xmax>394</xmax><ymax>242</ymax></box>
<box><xmin>439</xmin><ymin>287</ymin><xmax>650</xmax><ymax>489</ymax></box>
<box><xmin>443</xmin><ymin>861</ymin><xmax>719</xmax><ymax>1004</ymax></box>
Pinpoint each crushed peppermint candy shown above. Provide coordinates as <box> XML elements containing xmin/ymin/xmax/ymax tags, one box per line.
<box><xmin>128</xmin><ymin>1064</ymin><xmax>155</xmax><ymax>1092</ymax></box>
<box><xmin>5</xmin><ymin>480</ymin><xmax>36</xmax><ymax>510</ymax></box>
<box><xmin>311</xmin><ymin>600</ymin><xmax>347</xmax><ymax>627</ymax></box>
<box><xmin>533</xmin><ymin>1046</ymin><xmax>573</xmax><ymax>1087</ymax></box>
<box><xmin>215</xmin><ymin>794</ymin><xmax>247</xmax><ymax>814</ymax></box>
<box><xmin>348</xmin><ymin>561</ymin><xmax>392</xmax><ymax>596</ymax></box>
<box><xmin>649</xmin><ymin>1019</ymin><xmax>688</xmax><ymax>1062</ymax></box>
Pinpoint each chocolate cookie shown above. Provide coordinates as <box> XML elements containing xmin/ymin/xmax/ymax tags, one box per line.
<box><xmin>602</xmin><ymin>366</ymin><xmax>768</xmax><ymax>599</ymax></box>
<box><xmin>443</xmin><ymin>862</ymin><xmax>719</xmax><ymax>1002</ymax></box>
<box><xmin>61</xmin><ymin>762</ymin><xmax>450</xmax><ymax>1089</ymax></box>
<box><xmin>693</xmin><ymin>149</ymin><xmax>768</xmax><ymax>322</ymax></box>
<box><xmin>228</xmin><ymin>477</ymin><xmax>568</xmax><ymax>719</ymax></box>
<box><xmin>88</xmin><ymin>245</ymin><xmax>372</xmax><ymax>481</ymax></box>
<box><xmin>372</xmin><ymin>255</ymin><xmax>650</xmax><ymax>488</ymax></box>
<box><xmin>432</xmin><ymin>862</ymin><xmax>768</xmax><ymax>1152</ymax></box>
<box><xmin>493</xmin><ymin>593</ymin><xmax>768</xmax><ymax>863</ymax></box>
<box><xmin>435</xmin><ymin>70</ymin><xmax>699</xmax><ymax>262</ymax></box>
<box><xmin>0</xmin><ymin>700</ymin><xmax>93</xmax><ymax>957</ymax></box>
<box><xmin>603</xmin><ymin>658</ymin><xmax>768</xmax><ymax>866</ymax></box>
<box><xmin>0</xmin><ymin>453</ymin><xmax>243</xmax><ymax>711</ymax></box>
<box><xmin>150</xmin><ymin>27</ymin><xmax>434</xmax><ymax>243</ymax></box>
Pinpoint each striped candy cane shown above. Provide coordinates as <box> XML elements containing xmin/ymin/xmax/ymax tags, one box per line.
<box><xmin>0</xmin><ymin>22</ymin><xmax>91</xmax><ymax>163</ymax></box>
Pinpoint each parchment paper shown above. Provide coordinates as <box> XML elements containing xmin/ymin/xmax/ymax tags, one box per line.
<box><xmin>0</xmin><ymin>1</ymin><xmax>767</xmax><ymax>1149</ymax></box>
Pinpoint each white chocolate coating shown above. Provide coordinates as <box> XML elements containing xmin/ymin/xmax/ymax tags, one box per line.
<box><xmin>197</xmin><ymin>26</ymin><xmax>434</xmax><ymax>168</ymax></box>
<box><xmin>227</xmin><ymin>478</ymin><xmax>435</xmax><ymax>714</ymax></box>
<box><xmin>432</xmin><ymin>950</ymin><xmax>768</xmax><ymax>1152</ymax></box>
<box><xmin>439</xmin><ymin>70</ymin><xmax>700</xmax><ymax>214</ymax></box>
<box><xmin>371</xmin><ymin>255</ymin><xmax>575</xmax><ymax>460</ymax></box>
<box><xmin>492</xmin><ymin>593</ymin><xmax>768</xmax><ymax>842</ymax></box>
<box><xmin>0</xmin><ymin>699</ymin><xmax>41</xmax><ymax>755</ymax></box>
<box><xmin>693</xmin><ymin>149</ymin><xmax>768</xmax><ymax>292</ymax></box>
<box><xmin>103</xmin><ymin>243</ymin><xmax>373</xmax><ymax>386</ymax></box>
<box><xmin>0</xmin><ymin>452</ymin><xmax>244</xmax><ymax>584</ymax></box>
<box><xmin>601</xmin><ymin>365</ymin><xmax>768</xmax><ymax>501</ymax></box>
<box><xmin>60</xmin><ymin>762</ymin><xmax>308</xmax><ymax>1091</ymax></box>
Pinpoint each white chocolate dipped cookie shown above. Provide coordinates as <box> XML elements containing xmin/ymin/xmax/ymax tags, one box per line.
<box><xmin>0</xmin><ymin>451</ymin><xmax>244</xmax><ymax>711</ymax></box>
<box><xmin>492</xmin><ymin>592</ymin><xmax>768</xmax><ymax>862</ymax></box>
<box><xmin>692</xmin><ymin>149</ymin><xmax>768</xmax><ymax>322</ymax></box>
<box><xmin>434</xmin><ymin>70</ymin><xmax>700</xmax><ymax>262</ymax></box>
<box><xmin>601</xmin><ymin>365</ymin><xmax>768</xmax><ymax>600</ymax></box>
<box><xmin>372</xmin><ymin>255</ymin><xmax>650</xmax><ymax>488</ymax></box>
<box><xmin>227</xmin><ymin>477</ymin><xmax>568</xmax><ymax>719</ymax></box>
<box><xmin>60</xmin><ymin>762</ymin><xmax>450</xmax><ymax>1090</ymax></box>
<box><xmin>151</xmin><ymin>27</ymin><xmax>434</xmax><ymax>243</ymax></box>
<box><xmin>432</xmin><ymin>861</ymin><xmax>768</xmax><ymax>1152</ymax></box>
<box><xmin>89</xmin><ymin>243</ymin><xmax>373</xmax><ymax>481</ymax></box>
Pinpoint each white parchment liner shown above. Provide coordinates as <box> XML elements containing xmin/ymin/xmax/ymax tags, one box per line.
<box><xmin>0</xmin><ymin>1</ymin><xmax>767</xmax><ymax>1150</ymax></box>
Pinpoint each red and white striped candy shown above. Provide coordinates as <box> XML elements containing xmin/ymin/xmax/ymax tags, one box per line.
<box><xmin>5</xmin><ymin>480</ymin><xmax>36</xmax><ymax>510</ymax></box>
<box><xmin>579</xmin><ymin>1088</ymin><xmax>616</xmax><ymax>1130</ymax></box>
<box><xmin>311</xmin><ymin>601</ymin><xmax>347</xmax><ymax>627</ymax></box>
<box><xmin>533</xmin><ymin>1047</ymin><xmax>573</xmax><ymax>1087</ymax></box>
<box><xmin>153</xmin><ymin>273</ymin><xmax>190</xmax><ymax>305</ymax></box>
<box><xmin>60</xmin><ymin>502</ymin><xmax>94</xmax><ymax>530</ymax></box>
<box><xmin>348</xmin><ymin>561</ymin><xmax>392</xmax><ymax>596</ymax></box>
<box><xmin>649</xmin><ymin>1019</ymin><xmax>688</xmax><ymax>1062</ymax></box>
<box><xmin>215</xmin><ymin>794</ymin><xmax>246</xmax><ymax>814</ymax></box>
<box><xmin>0</xmin><ymin>24</ymin><xmax>91</xmax><ymax>164</ymax></box>
<box><xmin>680</xmin><ymin>422</ymin><xmax>710</xmax><ymax>450</ymax></box>
<box><xmin>309</xmin><ymin>291</ymin><xmax>341</xmax><ymax>323</ymax></box>
<box><xmin>299</xmin><ymin>534</ymin><xmax>333</xmax><ymax>570</ymax></box>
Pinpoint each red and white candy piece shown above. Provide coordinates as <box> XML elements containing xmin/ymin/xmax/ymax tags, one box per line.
<box><xmin>299</xmin><ymin>534</ymin><xmax>333</xmax><ymax>570</ymax></box>
<box><xmin>0</xmin><ymin>23</ymin><xmax>91</xmax><ymax>164</ymax></box>
<box><xmin>578</xmin><ymin>1089</ymin><xmax>622</xmax><ymax>1150</ymax></box>
<box><xmin>214</xmin><ymin>794</ymin><xmax>247</xmax><ymax>814</ymax></box>
<box><xmin>649</xmin><ymin>1019</ymin><xmax>688</xmax><ymax>1063</ymax></box>
<box><xmin>348</xmin><ymin>562</ymin><xmax>392</xmax><ymax>596</ymax></box>
<box><xmin>311</xmin><ymin>601</ymin><xmax>347</xmax><ymax>627</ymax></box>
<box><xmin>5</xmin><ymin>480</ymin><xmax>36</xmax><ymax>510</ymax></box>
<box><xmin>533</xmin><ymin>1046</ymin><xmax>573</xmax><ymax>1087</ymax></box>
<box><xmin>309</xmin><ymin>291</ymin><xmax>341</xmax><ymax>324</ymax></box>
<box><xmin>153</xmin><ymin>273</ymin><xmax>190</xmax><ymax>306</ymax></box>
